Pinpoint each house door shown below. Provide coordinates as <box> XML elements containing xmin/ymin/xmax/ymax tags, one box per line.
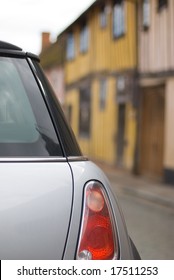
<box><xmin>140</xmin><ymin>86</ymin><xmax>165</xmax><ymax>179</ymax></box>
<box><xmin>117</xmin><ymin>104</ymin><xmax>126</xmax><ymax>166</ymax></box>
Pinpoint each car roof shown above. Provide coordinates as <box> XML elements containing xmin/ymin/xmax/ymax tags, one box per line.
<box><xmin>0</xmin><ymin>40</ymin><xmax>39</xmax><ymax>61</ymax></box>
<box><xmin>0</xmin><ymin>41</ymin><xmax>22</xmax><ymax>51</ymax></box>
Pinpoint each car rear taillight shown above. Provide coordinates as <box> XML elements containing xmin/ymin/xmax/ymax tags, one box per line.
<box><xmin>76</xmin><ymin>181</ymin><xmax>118</xmax><ymax>260</ymax></box>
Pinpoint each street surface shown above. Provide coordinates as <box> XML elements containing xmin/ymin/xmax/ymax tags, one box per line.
<box><xmin>112</xmin><ymin>189</ymin><xmax>174</xmax><ymax>260</ymax></box>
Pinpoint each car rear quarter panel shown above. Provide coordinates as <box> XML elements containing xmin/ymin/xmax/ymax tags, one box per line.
<box><xmin>64</xmin><ymin>160</ymin><xmax>134</xmax><ymax>260</ymax></box>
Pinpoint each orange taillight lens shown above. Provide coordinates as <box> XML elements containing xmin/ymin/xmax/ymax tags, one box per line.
<box><xmin>77</xmin><ymin>181</ymin><xmax>118</xmax><ymax>260</ymax></box>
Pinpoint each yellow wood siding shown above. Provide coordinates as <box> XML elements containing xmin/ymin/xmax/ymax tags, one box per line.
<box><xmin>124</xmin><ymin>103</ymin><xmax>137</xmax><ymax>169</ymax></box>
<box><xmin>90</xmin><ymin>77</ymin><xmax>117</xmax><ymax>163</ymax></box>
<box><xmin>65</xmin><ymin>25</ymin><xmax>92</xmax><ymax>84</ymax></box>
<box><xmin>110</xmin><ymin>1</ymin><xmax>137</xmax><ymax>71</ymax></box>
<box><xmin>164</xmin><ymin>80</ymin><xmax>174</xmax><ymax>170</ymax></box>
<box><xmin>91</xmin><ymin>6</ymin><xmax>112</xmax><ymax>72</ymax></box>
<box><xmin>66</xmin><ymin>1</ymin><xmax>137</xmax><ymax>84</ymax></box>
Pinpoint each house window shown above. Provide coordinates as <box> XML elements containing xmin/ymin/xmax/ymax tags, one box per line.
<box><xmin>66</xmin><ymin>32</ymin><xmax>75</xmax><ymax>60</ymax></box>
<box><xmin>80</xmin><ymin>23</ymin><xmax>89</xmax><ymax>53</ymax></box>
<box><xmin>113</xmin><ymin>0</ymin><xmax>125</xmax><ymax>38</ymax></box>
<box><xmin>99</xmin><ymin>79</ymin><xmax>107</xmax><ymax>110</ymax></box>
<box><xmin>142</xmin><ymin>0</ymin><xmax>150</xmax><ymax>29</ymax></box>
<box><xmin>99</xmin><ymin>5</ymin><xmax>107</xmax><ymax>28</ymax></box>
<box><xmin>158</xmin><ymin>0</ymin><xmax>168</xmax><ymax>10</ymax></box>
<box><xmin>79</xmin><ymin>88</ymin><xmax>91</xmax><ymax>137</ymax></box>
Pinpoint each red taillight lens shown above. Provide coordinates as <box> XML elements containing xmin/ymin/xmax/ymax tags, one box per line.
<box><xmin>77</xmin><ymin>181</ymin><xmax>118</xmax><ymax>260</ymax></box>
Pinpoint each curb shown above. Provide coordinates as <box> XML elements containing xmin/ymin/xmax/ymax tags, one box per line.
<box><xmin>114</xmin><ymin>183</ymin><xmax>174</xmax><ymax>208</ymax></box>
<box><xmin>103</xmin><ymin>171</ymin><xmax>174</xmax><ymax>208</ymax></box>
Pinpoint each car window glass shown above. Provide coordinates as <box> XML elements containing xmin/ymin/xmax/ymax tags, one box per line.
<box><xmin>0</xmin><ymin>59</ymin><xmax>39</xmax><ymax>143</ymax></box>
<box><xmin>0</xmin><ymin>57</ymin><xmax>63</xmax><ymax>157</ymax></box>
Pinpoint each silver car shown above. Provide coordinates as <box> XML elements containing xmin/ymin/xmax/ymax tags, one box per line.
<box><xmin>0</xmin><ymin>41</ymin><xmax>140</xmax><ymax>260</ymax></box>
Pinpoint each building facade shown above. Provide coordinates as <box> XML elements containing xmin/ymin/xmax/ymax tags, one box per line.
<box><xmin>65</xmin><ymin>0</ymin><xmax>138</xmax><ymax>170</ymax></box>
<box><xmin>39</xmin><ymin>33</ymin><xmax>66</xmax><ymax>106</ymax></box>
<box><xmin>138</xmin><ymin>0</ymin><xmax>174</xmax><ymax>183</ymax></box>
<box><xmin>40</xmin><ymin>0</ymin><xmax>174</xmax><ymax>184</ymax></box>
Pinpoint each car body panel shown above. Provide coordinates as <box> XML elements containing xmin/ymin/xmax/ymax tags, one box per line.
<box><xmin>0</xmin><ymin>161</ymin><xmax>73</xmax><ymax>259</ymax></box>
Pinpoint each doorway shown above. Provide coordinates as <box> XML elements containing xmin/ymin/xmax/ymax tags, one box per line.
<box><xmin>140</xmin><ymin>86</ymin><xmax>165</xmax><ymax>179</ymax></box>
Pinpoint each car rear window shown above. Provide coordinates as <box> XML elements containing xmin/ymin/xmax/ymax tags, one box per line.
<box><xmin>0</xmin><ymin>57</ymin><xmax>63</xmax><ymax>157</ymax></box>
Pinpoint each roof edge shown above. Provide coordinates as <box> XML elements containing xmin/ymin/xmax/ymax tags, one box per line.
<box><xmin>57</xmin><ymin>0</ymin><xmax>99</xmax><ymax>36</ymax></box>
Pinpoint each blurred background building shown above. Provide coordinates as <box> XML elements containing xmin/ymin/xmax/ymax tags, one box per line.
<box><xmin>40</xmin><ymin>32</ymin><xmax>66</xmax><ymax>106</ymax></box>
<box><xmin>39</xmin><ymin>0</ymin><xmax>174</xmax><ymax>185</ymax></box>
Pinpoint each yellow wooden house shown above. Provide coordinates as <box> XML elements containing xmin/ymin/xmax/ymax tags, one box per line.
<box><xmin>64</xmin><ymin>0</ymin><xmax>138</xmax><ymax>170</ymax></box>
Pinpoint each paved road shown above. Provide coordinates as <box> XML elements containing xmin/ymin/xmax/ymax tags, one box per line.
<box><xmin>112</xmin><ymin>189</ymin><xmax>174</xmax><ymax>260</ymax></box>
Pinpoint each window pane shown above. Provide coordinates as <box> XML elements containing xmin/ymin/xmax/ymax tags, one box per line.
<box><xmin>143</xmin><ymin>0</ymin><xmax>150</xmax><ymax>29</ymax></box>
<box><xmin>113</xmin><ymin>0</ymin><xmax>125</xmax><ymax>38</ymax></box>
<box><xmin>0</xmin><ymin>59</ymin><xmax>38</xmax><ymax>143</ymax></box>
<box><xmin>66</xmin><ymin>33</ymin><xmax>75</xmax><ymax>60</ymax></box>
<box><xmin>99</xmin><ymin>79</ymin><xmax>107</xmax><ymax>110</ymax></box>
<box><xmin>100</xmin><ymin>6</ymin><xmax>107</xmax><ymax>28</ymax></box>
<box><xmin>0</xmin><ymin>57</ymin><xmax>62</xmax><ymax>157</ymax></box>
<box><xmin>80</xmin><ymin>24</ymin><xmax>89</xmax><ymax>53</ymax></box>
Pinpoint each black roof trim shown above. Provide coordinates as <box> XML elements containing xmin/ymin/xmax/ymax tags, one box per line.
<box><xmin>0</xmin><ymin>41</ymin><xmax>22</xmax><ymax>51</ymax></box>
<box><xmin>0</xmin><ymin>41</ymin><xmax>40</xmax><ymax>62</ymax></box>
<box><xmin>0</xmin><ymin>49</ymin><xmax>26</xmax><ymax>57</ymax></box>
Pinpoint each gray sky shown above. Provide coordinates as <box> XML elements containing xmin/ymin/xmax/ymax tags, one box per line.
<box><xmin>0</xmin><ymin>0</ymin><xmax>95</xmax><ymax>54</ymax></box>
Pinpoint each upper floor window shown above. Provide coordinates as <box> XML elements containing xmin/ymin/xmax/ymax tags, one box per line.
<box><xmin>158</xmin><ymin>0</ymin><xmax>168</xmax><ymax>10</ymax></box>
<box><xmin>80</xmin><ymin>23</ymin><xmax>89</xmax><ymax>53</ymax></box>
<box><xmin>142</xmin><ymin>0</ymin><xmax>150</xmax><ymax>29</ymax></box>
<box><xmin>113</xmin><ymin>0</ymin><xmax>125</xmax><ymax>38</ymax></box>
<box><xmin>99</xmin><ymin>5</ymin><xmax>107</xmax><ymax>28</ymax></box>
<box><xmin>66</xmin><ymin>32</ymin><xmax>75</xmax><ymax>60</ymax></box>
<box><xmin>99</xmin><ymin>78</ymin><xmax>107</xmax><ymax>110</ymax></box>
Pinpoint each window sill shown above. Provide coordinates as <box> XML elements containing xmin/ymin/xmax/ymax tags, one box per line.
<box><xmin>79</xmin><ymin>50</ymin><xmax>88</xmax><ymax>55</ymax></box>
<box><xmin>113</xmin><ymin>33</ymin><xmax>125</xmax><ymax>40</ymax></box>
<box><xmin>66</xmin><ymin>57</ymin><xmax>75</xmax><ymax>62</ymax></box>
